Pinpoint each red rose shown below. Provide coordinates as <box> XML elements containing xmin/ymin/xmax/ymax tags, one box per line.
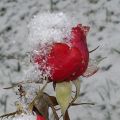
<box><xmin>33</xmin><ymin>24</ymin><xmax>90</xmax><ymax>83</ymax></box>
<box><xmin>37</xmin><ymin>115</ymin><xmax>46</xmax><ymax>120</ymax></box>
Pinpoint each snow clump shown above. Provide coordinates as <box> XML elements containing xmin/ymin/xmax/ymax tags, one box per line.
<box><xmin>28</xmin><ymin>12</ymin><xmax>73</xmax><ymax>48</ymax></box>
<box><xmin>27</xmin><ymin>12</ymin><xmax>73</xmax><ymax>82</ymax></box>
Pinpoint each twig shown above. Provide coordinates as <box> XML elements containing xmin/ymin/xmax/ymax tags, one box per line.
<box><xmin>89</xmin><ymin>46</ymin><xmax>99</xmax><ymax>53</ymax></box>
<box><xmin>0</xmin><ymin>111</ymin><xmax>21</xmax><ymax>119</ymax></box>
<box><xmin>72</xmin><ymin>102</ymin><xmax>95</xmax><ymax>106</ymax></box>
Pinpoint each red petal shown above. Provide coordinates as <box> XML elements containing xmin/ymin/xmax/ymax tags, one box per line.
<box><xmin>70</xmin><ymin>25</ymin><xmax>89</xmax><ymax>79</ymax></box>
<box><xmin>37</xmin><ymin>115</ymin><xmax>46</xmax><ymax>120</ymax></box>
<box><xmin>47</xmin><ymin>43</ymin><xmax>82</xmax><ymax>82</ymax></box>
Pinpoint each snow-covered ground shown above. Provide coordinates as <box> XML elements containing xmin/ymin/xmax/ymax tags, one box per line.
<box><xmin>0</xmin><ymin>0</ymin><xmax>120</xmax><ymax>120</ymax></box>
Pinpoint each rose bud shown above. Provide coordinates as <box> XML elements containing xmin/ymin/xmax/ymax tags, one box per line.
<box><xmin>33</xmin><ymin>24</ymin><xmax>90</xmax><ymax>83</ymax></box>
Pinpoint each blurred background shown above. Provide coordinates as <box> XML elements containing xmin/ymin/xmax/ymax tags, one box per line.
<box><xmin>0</xmin><ymin>0</ymin><xmax>120</xmax><ymax>120</ymax></box>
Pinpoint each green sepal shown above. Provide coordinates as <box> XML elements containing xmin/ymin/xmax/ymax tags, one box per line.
<box><xmin>72</xmin><ymin>79</ymin><xmax>80</xmax><ymax>98</ymax></box>
<box><xmin>55</xmin><ymin>81</ymin><xmax>72</xmax><ymax>115</ymax></box>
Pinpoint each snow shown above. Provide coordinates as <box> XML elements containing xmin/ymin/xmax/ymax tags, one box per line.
<box><xmin>28</xmin><ymin>12</ymin><xmax>72</xmax><ymax>48</ymax></box>
<box><xmin>12</xmin><ymin>114</ymin><xmax>36</xmax><ymax>120</ymax></box>
<box><xmin>19</xmin><ymin>83</ymin><xmax>40</xmax><ymax>112</ymax></box>
<box><xmin>0</xmin><ymin>0</ymin><xmax>120</xmax><ymax>120</ymax></box>
<box><xmin>24</xmin><ymin>65</ymin><xmax>46</xmax><ymax>83</ymax></box>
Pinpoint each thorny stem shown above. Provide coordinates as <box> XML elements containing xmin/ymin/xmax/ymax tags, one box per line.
<box><xmin>63</xmin><ymin>110</ymin><xmax>70</xmax><ymax>120</ymax></box>
<box><xmin>44</xmin><ymin>94</ymin><xmax>59</xmax><ymax>120</ymax></box>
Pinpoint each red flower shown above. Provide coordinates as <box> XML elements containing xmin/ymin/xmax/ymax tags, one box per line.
<box><xmin>33</xmin><ymin>24</ymin><xmax>90</xmax><ymax>83</ymax></box>
<box><xmin>37</xmin><ymin>115</ymin><xmax>46</xmax><ymax>120</ymax></box>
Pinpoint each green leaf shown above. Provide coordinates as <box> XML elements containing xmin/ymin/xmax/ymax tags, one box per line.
<box><xmin>55</xmin><ymin>82</ymin><xmax>72</xmax><ymax>115</ymax></box>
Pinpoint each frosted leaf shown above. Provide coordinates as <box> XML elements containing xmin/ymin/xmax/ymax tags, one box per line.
<box><xmin>12</xmin><ymin>114</ymin><xmax>36</xmax><ymax>120</ymax></box>
<box><xmin>28</xmin><ymin>12</ymin><xmax>73</xmax><ymax>48</ymax></box>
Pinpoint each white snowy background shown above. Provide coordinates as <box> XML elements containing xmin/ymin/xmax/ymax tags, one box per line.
<box><xmin>0</xmin><ymin>0</ymin><xmax>120</xmax><ymax>120</ymax></box>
